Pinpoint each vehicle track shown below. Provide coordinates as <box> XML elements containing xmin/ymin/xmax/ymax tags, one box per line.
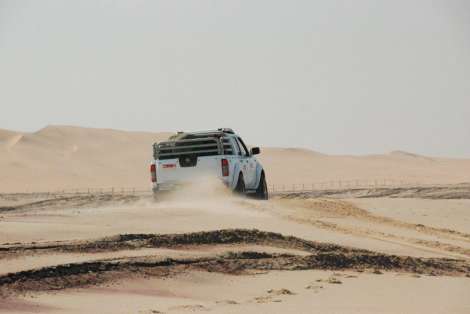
<box><xmin>0</xmin><ymin>194</ymin><xmax>139</xmax><ymax>213</ymax></box>
<box><xmin>269</xmin><ymin>198</ymin><xmax>470</xmax><ymax>258</ymax></box>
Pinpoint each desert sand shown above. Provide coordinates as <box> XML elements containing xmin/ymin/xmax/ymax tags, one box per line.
<box><xmin>1</xmin><ymin>126</ymin><xmax>470</xmax><ymax>313</ymax></box>
<box><xmin>1</xmin><ymin>125</ymin><xmax>470</xmax><ymax>193</ymax></box>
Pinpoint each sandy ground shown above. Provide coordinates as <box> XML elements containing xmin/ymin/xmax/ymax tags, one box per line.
<box><xmin>1</xmin><ymin>185</ymin><xmax>470</xmax><ymax>313</ymax></box>
<box><xmin>3</xmin><ymin>271</ymin><xmax>470</xmax><ymax>314</ymax></box>
<box><xmin>350</xmin><ymin>198</ymin><xmax>470</xmax><ymax>234</ymax></box>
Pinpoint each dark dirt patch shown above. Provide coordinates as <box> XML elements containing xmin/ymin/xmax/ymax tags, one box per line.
<box><xmin>0</xmin><ymin>229</ymin><xmax>469</xmax><ymax>296</ymax></box>
<box><xmin>0</xmin><ymin>229</ymin><xmax>364</xmax><ymax>257</ymax></box>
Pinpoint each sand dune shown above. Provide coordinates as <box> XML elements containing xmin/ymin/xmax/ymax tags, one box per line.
<box><xmin>1</xmin><ymin>125</ymin><xmax>469</xmax><ymax>192</ymax></box>
<box><xmin>0</xmin><ymin>126</ymin><xmax>172</xmax><ymax>192</ymax></box>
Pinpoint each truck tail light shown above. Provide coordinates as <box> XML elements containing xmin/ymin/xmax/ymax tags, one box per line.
<box><xmin>221</xmin><ymin>158</ymin><xmax>229</xmax><ymax>177</ymax></box>
<box><xmin>150</xmin><ymin>164</ymin><xmax>157</xmax><ymax>182</ymax></box>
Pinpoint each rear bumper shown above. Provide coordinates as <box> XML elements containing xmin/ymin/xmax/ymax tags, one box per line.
<box><xmin>153</xmin><ymin>183</ymin><xmax>182</xmax><ymax>192</ymax></box>
<box><xmin>153</xmin><ymin>178</ymin><xmax>230</xmax><ymax>193</ymax></box>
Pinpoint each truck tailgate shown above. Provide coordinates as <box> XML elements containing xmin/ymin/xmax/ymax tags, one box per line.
<box><xmin>157</xmin><ymin>156</ymin><xmax>222</xmax><ymax>184</ymax></box>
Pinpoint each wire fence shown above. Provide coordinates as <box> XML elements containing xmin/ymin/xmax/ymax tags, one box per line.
<box><xmin>0</xmin><ymin>187</ymin><xmax>152</xmax><ymax>198</ymax></box>
<box><xmin>1</xmin><ymin>179</ymin><xmax>462</xmax><ymax>198</ymax></box>
<box><xmin>267</xmin><ymin>179</ymin><xmax>438</xmax><ymax>194</ymax></box>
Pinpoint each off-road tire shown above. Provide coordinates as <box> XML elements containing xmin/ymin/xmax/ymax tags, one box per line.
<box><xmin>254</xmin><ymin>172</ymin><xmax>269</xmax><ymax>200</ymax></box>
<box><xmin>234</xmin><ymin>173</ymin><xmax>246</xmax><ymax>195</ymax></box>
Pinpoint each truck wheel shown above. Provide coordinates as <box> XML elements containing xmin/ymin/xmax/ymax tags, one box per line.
<box><xmin>254</xmin><ymin>172</ymin><xmax>269</xmax><ymax>200</ymax></box>
<box><xmin>234</xmin><ymin>173</ymin><xmax>246</xmax><ymax>195</ymax></box>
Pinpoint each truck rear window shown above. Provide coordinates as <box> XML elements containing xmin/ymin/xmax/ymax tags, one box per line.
<box><xmin>154</xmin><ymin>137</ymin><xmax>234</xmax><ymax>160</ymax></box>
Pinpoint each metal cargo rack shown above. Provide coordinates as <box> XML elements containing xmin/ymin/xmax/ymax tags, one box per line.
<box><xmin>153</xmin><ymin>136</ymin><xmax>234</xmax><ymax>160</ymax></box>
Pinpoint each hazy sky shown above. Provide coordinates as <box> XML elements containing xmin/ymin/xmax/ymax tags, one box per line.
<box><xmin>1</xmin><ymin>0</ymin><xmax>469</xmax><ymax>157</ymax></box>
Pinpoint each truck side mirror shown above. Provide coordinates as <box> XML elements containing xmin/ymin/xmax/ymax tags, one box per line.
<box><xmin>250</xmin><ymin>147</ymin><xmax>260</xmax><ymax>155</ymax></box>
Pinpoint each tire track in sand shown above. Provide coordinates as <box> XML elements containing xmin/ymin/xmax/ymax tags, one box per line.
<box><xmin>259</xmin><ymin>198</ymin><xmax>470</xmax><ymax>259</ymax></box>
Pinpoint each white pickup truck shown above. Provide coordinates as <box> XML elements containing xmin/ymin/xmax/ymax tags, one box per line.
<box><xmin>150</xmin><ymin>128</ymin><xmax>268</xmax><ymax>199</ymax></box>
